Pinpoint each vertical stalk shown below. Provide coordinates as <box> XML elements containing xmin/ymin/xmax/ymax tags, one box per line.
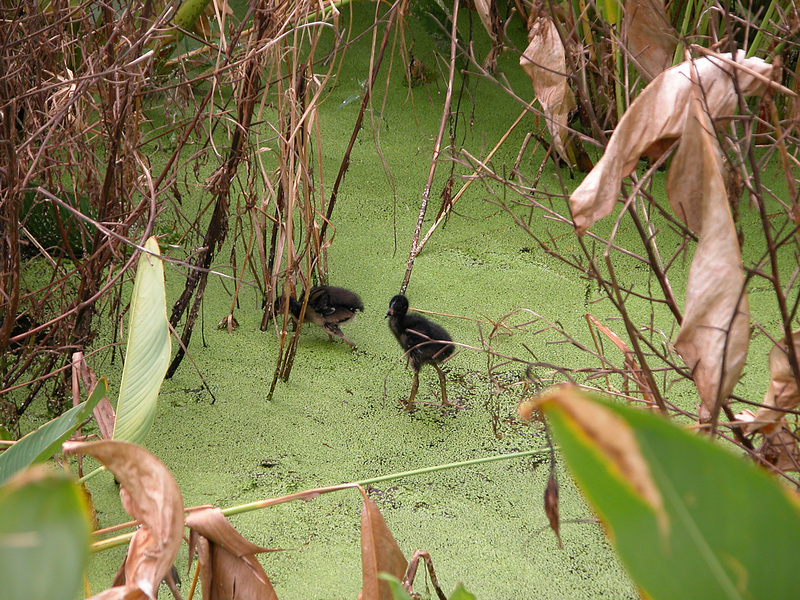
<box><xmin>400</xmin><ymin>0</ymin><xmax>460</xmax><ymax>294</ymax></box>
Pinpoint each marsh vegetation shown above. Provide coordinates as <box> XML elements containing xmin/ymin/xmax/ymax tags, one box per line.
<box><xmin>1</xmin><ymin>0</ymin><xmax>799</xmax><ymax>598</ymax></box>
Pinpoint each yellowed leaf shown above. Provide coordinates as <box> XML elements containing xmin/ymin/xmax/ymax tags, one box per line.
<box><xmin>359</xmin><ymin>493</ymin><xmax>408</xmax><ymax>600</ymax></box>
<box><xmin>748</xmin><ymin>330</ymin><xmax>800</xmax><ymax>432</ymax></box>
<box><xmin>531</xmin><ymin>385</ymin><xmax>667</xmax><ymax>532</ymax></box>
<box><xmin>185</xmin><ymin>506</ymin><xmax>279</xmax><ymax>600</ymax></box>
<box><xmin>570</xmin><ymin>51</ymin><xmax>773</xmax><ymax>235</ymax></box>
<box><xmin>622</xmin><ymin>0</ymin><xmax>676</xmax><ymax>81</ymax></box>
<box><xmin>63</xmin><ymin>440</ymin><xmax>183</xmax><ymax>600</ymax></box>
<box><xmin>672</xmin><ymin>87</ymin><xmax>749</xmax><ymax>423</ymax></box>
<box><xmin>520</xmin><ymin>17</ymin><xmax>576</xmax><ymax>164</ymax></box>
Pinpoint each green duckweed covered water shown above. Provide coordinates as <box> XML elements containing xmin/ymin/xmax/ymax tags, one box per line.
<box><xmin>74</xmin><ymin>2</ymin><xmax>790</xmax><ymax>598</ymax></box>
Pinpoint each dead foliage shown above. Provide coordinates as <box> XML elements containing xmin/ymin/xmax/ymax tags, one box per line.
<box><xmin>671</xmin><ymin>85</ymin><xmax>750</xmax><ymax>424</ymax></box>
<box><xmin>359</xmin><ymin>493</ymin><xmax>409</xmax><ymax>600</ymax></box>
<box><xmin>64</xmin><ymin>440</ymin><xmax>184</xmax><ymax>600</ymax></box>
<box><xmin>570</xmin><ymin>51</ymin><xmax>774</xmax><ymax>235</ymax></box>
<box><xmin>519</xmin><ymin>16</ymin><xmax>576</xmax><ymax>165</ymax></box>
<box><xmin>186</xmin><ymin>507</ymin><xmax>279</xmax><ymax>600</ymax></box>
<box><xmin>622</xmin><ymin>0</ymin><xmax>676</xmax><ymax>81</ymax></box>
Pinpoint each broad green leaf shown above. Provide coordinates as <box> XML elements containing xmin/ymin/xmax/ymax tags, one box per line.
<box><xmin>173</xmin><ymin>0</ymin><xmax>214</xmax><ymax>32</ymax></box>
<box><xmin>539</xmin><ymin>387</ymin><xmax>800</xmax><ymax>600</ymax></box>
<box><xmin>379</xmin><ymin>574</ymin><xmax>476</xmax><ymax>600</ymax></box>
<box><xmin>449</xmin><ymin>583</ymin><xmax>478</xmax><ymax>600</ymax></box>
<box><xmin>113</xmin><ymin>237</ymin><xmax>171</xmax><ymax>445</ymax></box>
<box><xmin>597</xmin><ymin>0</ymin><xmax>620</xmax><ymax>25</ymax></box>
<box><xmin>0</xmin><ymin>466</ymin><xmax>91</xmax><ymax>600</ymax></box>
<box><xmin>0</xmin><ymin>378</ymin><xmax>107</xmax><ymax>485</ymax></box>
<box><xmin>153</xmin><ymin>0</ymin><xmax>213</xmax><ymax>62</ymax></box>
<box><xmin>378</xmin><ymin>574</ymin><xmax>414</xmax><ymax>600</ymax></box>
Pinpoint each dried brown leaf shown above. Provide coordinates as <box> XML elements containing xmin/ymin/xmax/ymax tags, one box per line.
<box><xmin>585</xmin><ymin>313</ymin><xmax>656</xmax><ymax>406</ymax></box>
<box><xmin>671</xmin><ymin>89</ymin><xmax>749</xmax><ymax>423</ymax></box>
<box><xmin>92</xmin><ymin>396</ymin><xmax>117</xmax><ymax>440</ymax></box>
<box><xmin>520</xmin><ymin>17</ymin><xmax>576</xmax><ymax>163</ymax></box>
<box><xmin>359</xmin><ymin>494</ymin><xmax>408</xmax><ymax>600</ymax></box>
<box><xmin>63</xmin><ymin>440</ymin><xmax>184</xmax><ymax>600</ymax></box>
<box><xmin>570</xmin><ymin>51</ymin><xmax>773</xmax><ymax>235</ymax></box>
<box><xmin>758</xmin><ymin>424</ymin><xmax>800</xmax><ymax>472</ymax></box>
<box><xmin>70</xmin><ymin>351</ymin><xmax>114</xmax><ymax>439</ymax></box>
<box><xmin>534</xmin><ymin>385</ymin><xmax>667</xmax><ymax>533</ymax></box>
<box><xmin>748</xmin><ymin>330</ymin><xmax>800</xmax><ymax>433</ymax></box>
<box><xmin>473</xmin><ymin>0</ymin><xmax>503</xmax><ymax>71</ymax></box>
<box><xmin>473</xmin><ymin>0</ymin><xmax>494</xmax><ymax>42</ymax></box>
<box><xmin>544</xmin><ymin>473</ymin><xmax>561</xmax><ymax>548</ymax></box>
<box><xmin>185</xmin><ymin>506</ymin><xmax>279</xmax><ymax>600</ymax></box>
<box><xmin>623</xmin><ymin>0</ymin><xmax>676</xmax><ymax>81</ymax></box>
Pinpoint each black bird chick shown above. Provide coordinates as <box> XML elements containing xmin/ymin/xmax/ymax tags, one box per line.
<box><xmin>386</xmin><ymin>295</ymin><xmax>454</xmax><ymax>408</ymax></box>
<box><xmin>276</xmin><ymin>285</ymin><xmax>363</xmax><ymax>349</ymax></box>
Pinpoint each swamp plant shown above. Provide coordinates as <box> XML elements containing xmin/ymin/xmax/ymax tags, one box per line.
<box><xmin>1</xmin><ymin>0</ymin><xmax>800</xmax><ymax>597</ymax></box>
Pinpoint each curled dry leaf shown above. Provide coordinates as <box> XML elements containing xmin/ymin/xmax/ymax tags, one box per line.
<box><xmin>63</xmin><ymin>440</ymin><xmax>183</xmax><ymax>600</ymax></box>
<box><xmin>532</xmin><ymin>385</ymin><xmax>667</xmax><ymax>533</ymax></box>
<box><xmin>622</xmin><ymin>0</ymin><xmax>676</xmax><ymax>81</ymax></box>
<box><xmin>544</xmin><ymin>473</ymin><xmax>561</xmax><ymax>549</ymax></box>
<box><xmin>757</xmin><ymin>424</ymin><xmax>800</xmax><ymax>472</ymax></box>
<box><xmin>70</xmin><ymin>352</ymin><xmax>115</xmax><ymax>440</ymax></box>
<box><xmin>473</xmin><ymin>0</ymin><xmax>503</xmax><ymax>72</ymax></box>
<box><xmin>672</xmin><ymin>88</ymin><xmax>749</xmax><ymax>423</ymax></box>
<box><xmin>747</xmin><ymin>330</ymin><xmax>800</xmax><ymax>433</ymax></box>
<box><xmin>520</xmin><ymin>17</ymin><xmax>576</xmax><ymax>164</ymax></box>
<box><xmin>359</xmin><ymin>494</ymin><xmax>408</xmax><ymax>600</ymax></box>
<box><xmin>185</xmin><ymin>506</ymin><xmax>279</xmax><ymax>600</ymax></box>
<box><xmin>585</xmin><ymin>314</ymin><xmax>657</xmax><ymax>407</ymax></box>
<box><xmin>570</xmin><ymin>51</ymin><xmax>773</xmax><ymax>235</ymax></box>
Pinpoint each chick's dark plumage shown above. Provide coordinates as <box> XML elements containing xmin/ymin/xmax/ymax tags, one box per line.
<box><xmin>276</xmin><ymin>285</ymin><xmax>363</xmax><ymax>349</ymax></box>
<box><xmin>386</xmin><ymin>294</ymin><xmax>454</xmax><ymax>407</ymax></box>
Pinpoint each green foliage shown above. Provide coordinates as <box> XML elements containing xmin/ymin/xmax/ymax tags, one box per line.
<box><xmin>381</xmin><ymin>573</ymin><xmax>478</xmax><ymax>600</ymax></box>
<box><xmin>596</xmin><ymin>0</ymin><xmax>620</xmax><ymax>26</ymax></box>
<box><xmin>381</xmin><ymin>574</ymin><xmax>415</xmax><ymax>600</ymax></box>
<box><xmin>20</xmin><ymin>190</ymin><xmax>96</xmax><ymax>257</ymax></box>
<box><xmin>449</xmin><ymin>583</ymin><xmax>478</xmax><ymax>600</ymax></box>
<box><xmin>172</xmin><ymin>0</ymin><xmax>214</xmax><ymax>31</ymax></box>
<box><xmin>154</xmin><ymin>0</ymin><xmax>214</xmax><ymax>62</ymax></box>
<box><xmin>0</xmin><ymin>379</ymin><xmax>107</xmax><ymax>486</ymax></box>
<box><xmin>0</xmin><ymin>467</ymin><xmax>91</xmax><ymax>600</ymax></box>
<box><xmin>112</xmin><ymin>237</ymin><xmax>171</xmax><ymax>445</ymax></box>
<box><xmin>747</xmin><ymin>0</ymin><xmax>781</xmax><ymax>57</ymax></box>
<box><xmin>541</xmin><ymin>390</ymin><xmax>800</xmax><ymax>600</ymax></box>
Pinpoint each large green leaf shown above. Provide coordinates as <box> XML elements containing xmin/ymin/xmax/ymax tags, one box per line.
<box><xmin>0</xmin><ymin>378</ymin><xmax>107</xmax><ymax>486</ymax></box>
<box><xmin>0</xmin><ymin>467</ymin><xmax>91</xmax><ymax>600</ymax></box>
<box><xmin>539</xmin><ymin>387</ymin><xmax>800</xmax><ymax>600</ymax></box>
<box><xmin>380</xmin><ymin>574</ymin><xmax>414</xmax><ymax>600</ymax></box>
<box><xmin>449</xmin><ymin>583</ymin><xmax>478</xmax><ymax>600</ymax></box>
<box><xmin>112</xmin><ymin>236</ymin><xmax>171</xmax><ymax>445</ymax></box>
<box><xmin>597</xmin><ymin>0</ymin><xmax>620</xmax><ymax>25</ymax></box>
<box><xmin>381</xmin><ymin>574</ymin><xmax>477</xmax><ymax>600</ymax></box>
<box><xmin>153</xmin><ymin>0</ymin><xmax>214</xmax><ymax>64</ymax></box>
